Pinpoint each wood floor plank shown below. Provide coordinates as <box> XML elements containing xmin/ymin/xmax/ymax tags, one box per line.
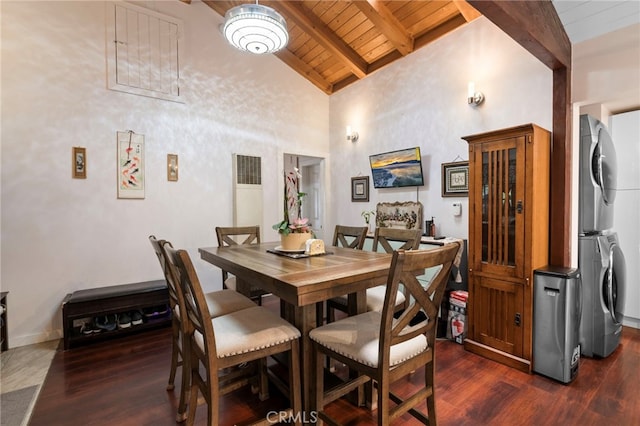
<box><xmin>29</xmin><ymin>298</ymin><xmax>640</xmax><ymax>425</ymax></box>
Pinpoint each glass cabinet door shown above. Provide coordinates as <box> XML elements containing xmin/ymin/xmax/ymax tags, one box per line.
<box><xmin>471</xmin><ymin>136</ymin><xmax>526</xmax><ymax>279</ymax></box>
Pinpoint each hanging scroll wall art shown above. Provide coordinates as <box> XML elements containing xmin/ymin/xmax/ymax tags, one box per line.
<box><xmin>117</xmin><ymin>131</ymin><xmax>145</xmax><ymax>199</ymax></box>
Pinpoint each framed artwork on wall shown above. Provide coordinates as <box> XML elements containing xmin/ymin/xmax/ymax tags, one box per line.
<box><xmin>441</xmin><ymin>161</ymin><xmax>469</xmax><ymax>197</ymax></box>
<box><xmin>167</xmin><ymin>154</ymin><xmax>178</xmax><ymax>181</ymax></box>
<box><xmin>351</xmin><ymin>176</ymin><xmax>369</xmax><ymax>202</ymax></box>
<box><xmin>117</xmin><ymin>131</ymin><xmax>145</xmax><ymax>199</ymax></box>
<box><xmin>72</xmin><ymin>147</ymin><xmax>86</xmax><ymax>179</ymax></box>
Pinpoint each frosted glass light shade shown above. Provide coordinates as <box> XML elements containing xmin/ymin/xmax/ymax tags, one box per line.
<box><xmin>223</xmin><ymin>4</ymin><xmax>289</xmax><ymax>54</ymax></box>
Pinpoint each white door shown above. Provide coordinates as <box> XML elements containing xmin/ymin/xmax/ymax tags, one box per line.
<box><xmin>286</xmin><ymin>154</ymin><xmax>325</xmax><ymax>240</ymax></box>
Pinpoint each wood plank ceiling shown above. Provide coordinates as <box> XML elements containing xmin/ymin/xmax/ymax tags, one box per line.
<box><xmin>200</xmin><ymin>1</ymin><xmax>481</xmax><ymax>94</ymax></box>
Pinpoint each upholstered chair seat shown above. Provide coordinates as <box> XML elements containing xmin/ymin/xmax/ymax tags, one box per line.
<box><xmin>310</xmin><ymin>311</ymin><xmax>427</xmax><ymax>368</ymax></box>
<box><xmin>194</xmin><ymin>306</ymin><xmax>300</xmax><ymax>358</ymax></box>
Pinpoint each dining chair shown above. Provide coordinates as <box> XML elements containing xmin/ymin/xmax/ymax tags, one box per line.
<box><xmin>310</xmin><ymin>244</ymin><xmax>460</xmax><ymax>425</ymax></box>
<box><xmin>314</xmin><ymin>225</ymin><xmax>368</xmax><ymax>327</ymax></box>
<box><xmin>215</xmin><ymin>226</ymin><xmax>270</xmax><ymax>305</ymax></box>
<box><xmin>163</xmin><ymin>243</ymin><xmax>302</xmax><ymax>426</ymax></box>
<box><xmin>148</xmin><ymin>235</ymin><xmax>256</xmax><ymax>422</ymax></box>
<box><xmin>325</xmin><ymin>227</ymin><xmax>423</xmax><ymax>323</ymax></box>
<box><xmin>332</xmin><ymin>225</ymin><xmax>368</xmax><ymax>250</ymax></box>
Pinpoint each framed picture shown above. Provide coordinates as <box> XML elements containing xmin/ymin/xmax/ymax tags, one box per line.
<box><xmin>167</xmin><ymin>154</ymin><xmax>178</xmax><ymax>181</ymax></box>
<box><xmin>369</xmin><ymin>147</ymin><xmax>424</xmax><ymax>188</ymax></box>
<box><xmin>72</xmin><ymin>147</ymin><xmax>86</xmax><ymax>179</ymax></box>
<box><xmin>351</xmin><ymin>176</ymin><xmax>369</xmax><ymax>202</ymax></box>
<box><xmin>117</xmin><ymin>131</ymin><xmax>145</xmax><ymax>199</ymax></box>
<box><xmin>441</xmin><ymin>161</ymin><xmax>469</xmax><ymax>197</ymax></box>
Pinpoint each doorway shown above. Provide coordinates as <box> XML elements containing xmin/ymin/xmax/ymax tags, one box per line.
<box><xmin>283</xmin><ymin>153</ymin><xmax>326</xmax><ymax>240</ymax></box>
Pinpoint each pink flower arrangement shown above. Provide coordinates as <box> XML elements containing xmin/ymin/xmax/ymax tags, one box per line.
<box><xmin>273</xmin><ymin>168</ymin><xmax>312</xmax><ymax>235</ymax></box>
<box><xmin>288</xmin><ymin>217</ymin><xmax>311</xmax><ymax>233</ymax></box>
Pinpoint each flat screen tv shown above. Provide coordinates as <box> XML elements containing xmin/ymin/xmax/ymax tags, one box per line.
<box><xmin>369</xmin><ymin>147</ymin><xmax>424</xmax><ymax>188</ymax></box>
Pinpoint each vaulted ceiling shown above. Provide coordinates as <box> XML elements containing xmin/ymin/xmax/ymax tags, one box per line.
<box><xmin>200</xmin><ymin>1</ymin><xmax>481</xmax><ymax>94</ymax></box>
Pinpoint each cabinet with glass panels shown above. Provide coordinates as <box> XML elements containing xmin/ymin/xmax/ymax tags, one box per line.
<box><xmin>462</xmin><ymin>124</ymin><xmax>550</xmax><ymax>373</ymax></box>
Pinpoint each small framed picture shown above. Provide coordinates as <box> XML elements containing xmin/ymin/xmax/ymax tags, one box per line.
<box><xmin>72</xmin><ymin>147</ymin><xmax>86</xmax><ymax>179</ymax></box>
<box><xmin>442</xmin><ymin>161</ymin><xmax>469</xmax><ymax>197</ymax></box>
<box><xmin>351</xmin><ymin>176</ymin><xmax>369</xmax><ymax>202</ymax></box>
<box><xmin>167</xmin><ymin>154</ymin><xmax>178</xmax><ymax>181</ymax></box>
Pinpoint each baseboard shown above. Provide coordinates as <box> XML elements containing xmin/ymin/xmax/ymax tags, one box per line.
<box><xmin>463</xmin><ymin>339</ymin><xmax>531</xmax><ymax>373</ymax></box>
<box><xmin>8</xmin><ymin>329</ymin><xmax>62</xmax><ymax>349</ymax></box>
<box><xmin>622</xmin><ymin>317</ymin><xmax>640</xmax><ymax>329</ymax></box>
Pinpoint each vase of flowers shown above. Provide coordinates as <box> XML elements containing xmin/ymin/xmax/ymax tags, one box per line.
<box><xmin>273</xmin><ymin>167</ymin><xmax>313</xmax><ymax>250</ymax></box>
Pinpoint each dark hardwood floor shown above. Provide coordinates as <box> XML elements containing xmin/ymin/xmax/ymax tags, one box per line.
<box><xmin>30</xmin><ymin>296</ymin><xmax>640</xmax><ymax>425</ymax></box>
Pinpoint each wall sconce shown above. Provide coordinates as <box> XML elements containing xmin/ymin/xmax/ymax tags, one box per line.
<box><xmin>467</xmin><ymin>82</ymin><xmax>485</xmax><ymax>106</ymax></box>
<box><xmin>346</xmin><ymin>125</ymin><xmax>359</xmax><ymax>142</ymax></box>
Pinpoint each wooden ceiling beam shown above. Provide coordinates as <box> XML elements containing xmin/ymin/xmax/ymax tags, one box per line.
<box><xmin>468</xmin><ymin>0</ymin><xmax>570</xmax><ymax>69</ymax></box>
<box><xmin>202</xmin><ymin>1</ymin><xmax>236</xmax><ymax>18</ymax></box>
<box><xmin>272</xmin><ymin>1</ymin><xmax>369</xmax><ymax>79</ymax></box>
<box><xmin>453</xmin><ymin>0</ymin><xmax>481</xmax><ymax>22</ymax></box>
<box><xmin>275</xmin><ymin>49</ymin><xmax>334</xmax><ymax>94</ymax></box>
<box><xmin>353</xmin><ymin>0</ymin><xmax>414</xmax><ymax>56</ymax></box>
<box><xmin>414</xmin><ymin>14</ymin><xmax>467</xmax><ymax>51</ymax></box>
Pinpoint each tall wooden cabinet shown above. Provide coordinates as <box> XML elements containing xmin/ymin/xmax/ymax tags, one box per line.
<box><xmin>462</xmin><ymin>124</ymin><xmax>550</xmax><ymax>373</ymax></box>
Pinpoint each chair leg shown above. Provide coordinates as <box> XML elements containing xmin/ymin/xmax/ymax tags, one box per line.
<box><xmin>289</xmin><ymin>340</ymin><xmax>302</xmax><ymax>426</ymax></box>
<box><xmin>258</xmin><ymin>358</ymin><xmax>269</xmax><ymax>401</ymax></box>
<box><xmin>175</xmin><ymin>363</ymin><xmax>188</xmax><ymax>422</ymax></box>
<box><xmin>324</xmin><ymin>305</ymin><xmax>337</xmax><ymax>372</ymax></box>
<box><xmin>186</xmin><ymin>378</ymin><xmax>198</xmax><ymax>426</ymax></box>
<box><xmin>176</xmin><ymin>337</ymin><xmax>189</xmax><ymax>422</ymax></box>
<box><xmin>426</xmin><ymin>363</ymin><xmax>436</xmax><ymax>426</ymax></box>
<box><xmin>377</xmin><ymin>378</ymin><xmax>390</xmax><ymax>425</ymax></box>
<box><xmin>167</xmin><ymin>319</ymin><xmax>180</xmax><ymax>391</ymax></box>
<box><xmin>311</xmin><ymin>343</ymin><xmax>324</xmax><ymax>426</ymax></box>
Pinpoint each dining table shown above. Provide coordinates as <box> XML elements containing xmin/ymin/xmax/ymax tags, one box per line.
<box><xmin>198</xmin><ymin>241</ymin><xmax>393</xmax><ymax>410</ymax></box>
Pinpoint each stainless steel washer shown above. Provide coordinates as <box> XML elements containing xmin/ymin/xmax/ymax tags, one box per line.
<box><xmin>578</xmin><ymin>232</ymin><xmax>626</xmax><ymax>358</ymax></box>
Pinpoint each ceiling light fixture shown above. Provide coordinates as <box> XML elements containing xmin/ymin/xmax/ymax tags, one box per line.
<box><xmin>222</xmin><ymin>1</ymin><xmax>289</xmax><ymax>55</ymax></box>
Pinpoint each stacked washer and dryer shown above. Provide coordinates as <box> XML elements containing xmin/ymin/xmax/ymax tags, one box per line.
<box><xmin>578</xmin><ymin>114</ymin><xmax>627</xmax><ymax>358</ymax></box>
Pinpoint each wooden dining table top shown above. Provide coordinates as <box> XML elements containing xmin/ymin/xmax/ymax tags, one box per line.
<box><xmin>198</xmin><ymin>241</ymin><xmax>393</xmax><ymax>307</ymax></box>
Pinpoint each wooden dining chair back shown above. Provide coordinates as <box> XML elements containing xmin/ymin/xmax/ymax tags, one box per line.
<box><xmin>149</xmin><ymin>235</ymin><xmax>256</xmax><ymax>422</ymax></box>
<box><xmin>149</xmin><ymin>235</ymin><xmax>189</xmax><ymax>422</ymax></box>
<box><xmin>326</xmin><ymin>227</ymin><xmax>423</xmax><ymax>324</ymax></box>
<box><xmin>163</xmin><ymin>243</ymin><xmax>302</xmax><ymax>426</ymax></box>
<box><xmin>319</xmin><ymin>225</ymin><xmax>368</xmax><ymax>326</ymax></box>
<box><xmin>310</xmin><ymin>243</ymin><xmax>460</xmax><ymax>425</ymax></box>
<box><xmin>332</xmin><ymin>225</ymin><xmax>368</xmax><ymax>250</ymax></box>
<box><xmin>215</xmin><ymin>225</ymin><xmax>268</xmax><ymax>304</ymax></box>
<box><xmin>372</xmin><ymin>227</ymin><xmax>423</xmax><ymax>253</ymax></box>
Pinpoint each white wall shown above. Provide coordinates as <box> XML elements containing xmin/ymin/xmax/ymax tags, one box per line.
<box><xmin>327</xmin><ymin>17</ymin><xmax>552</xmax><ymax>240</ymax></box>
<box><xmin>0</xmin><ymin>0</ymin><xmax>329</xmax><ymax>346</ymax></box>
<box><xmin>611</xmin><ymin>110</ymin><xmax>640</xmax><ymax>327</ymax></box>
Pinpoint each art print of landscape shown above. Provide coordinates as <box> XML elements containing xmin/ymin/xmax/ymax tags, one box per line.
<box><xmin>370</xmin><ymin>147</ymin><xmax>424</xmax><ymax>188</ymax></box>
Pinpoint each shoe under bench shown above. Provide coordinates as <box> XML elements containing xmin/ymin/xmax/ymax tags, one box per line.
<box><xmin>62</xmin><ymin>279</ymin><xmax>171</xmax><ymax>350</ymax></box>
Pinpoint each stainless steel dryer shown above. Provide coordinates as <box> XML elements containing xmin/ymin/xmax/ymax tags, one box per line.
<box><xmin>578</xmin><ymin>232</ymin><xmax>626</xmax><ymax>358</ymax></box>
<box><xmin>579</xmin><ymin>114</ymin><xmax>618</xmax><ymax>235</ymax></box>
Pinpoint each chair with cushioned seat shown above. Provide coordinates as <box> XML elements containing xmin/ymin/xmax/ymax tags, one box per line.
<box><xmin>325</xmin><ymin>227</ymin><xmax>423</xmax><ymax>323</ymax></box>
<box><xmin>310</xmin><ymin>244</ymin><xmax>459</xmax><ymax>425</ymax></box>
<box><xmin>215</xmin><ymin>226</ymin><xmax>270</xmax><ymax>305</ymax></box>
<box><xmin>316</xmin><ymin>225</ymin><xmax>368</xmax><ymax>326</ymax></box>
<box><xmin>149</xmin><ymin>235</ymin><xmax>255</xmax><ymax>422</ymax></box>
<box><xmin>332</xmin><ymin>225</ymin><xmax>368</xmax><ymax>250</ymax></box>
<box><xmin>164</xmin><ymin>243</ymin><xmax>302</xmax><ymax>426</ymax></box>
